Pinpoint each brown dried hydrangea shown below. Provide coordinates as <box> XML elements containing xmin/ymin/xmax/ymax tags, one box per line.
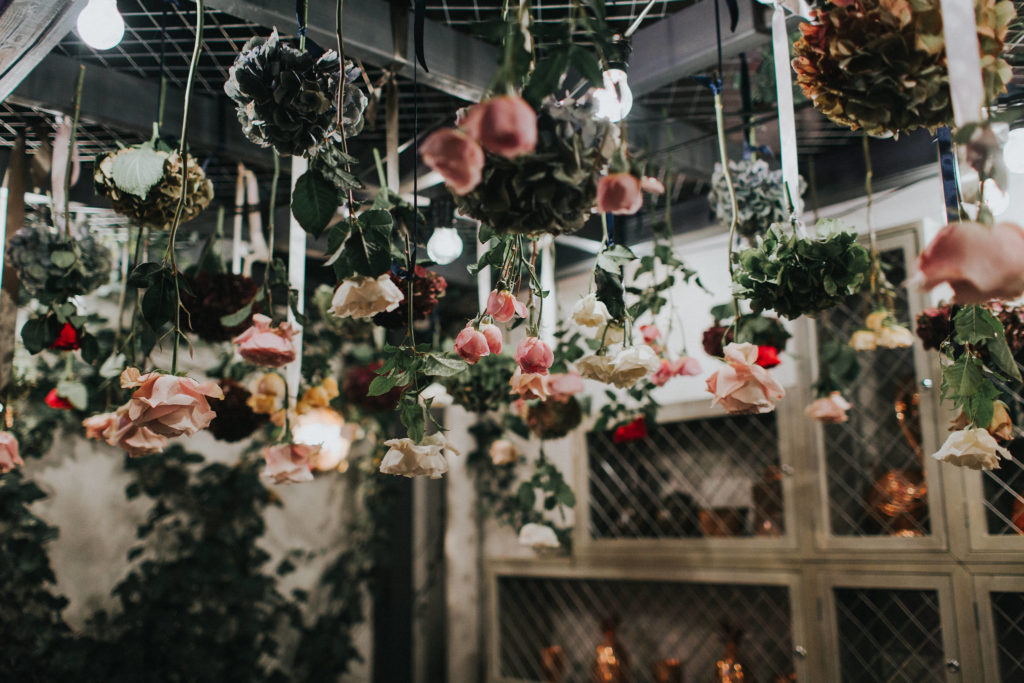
<box><xmin>792</xmin><ymin>0</ymin><xmax>1015</xmax><ymax>136</ymax></box>
<box><xmin>94</xmin><ymin>147</ymin><xmax>214</xmax><ymax>230</ymax></box>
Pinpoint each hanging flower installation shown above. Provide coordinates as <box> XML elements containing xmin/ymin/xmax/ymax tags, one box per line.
<box><xmin>706</xmin><ymin>343</ymin><xmax>786</xmax><ymax>415</ymax></box>
<box><xmin>806</xmin><ymin>340</ymin><xmax>859</xmax><ymax>424</ymax></box>
<box><xmin>849</xmin><ymin>309</ymin><xmax>915</xmax><ymax>351</ymax></box>
<box><xmin>232</xmin><ymin>314</ymin><xmax>299</xmax><ymax>368</ymax></box>
<box><xmin>379</xmin><ymin>433</ymin><xmax>460</xmax><ymax>480</ymax></box>
<box><xmin>708</xmin><ymin>158</ymin><xmax>806</xmax><ymax>240</ymax></box>
<box><xmin>792</xmin><ymin>0</ymin><xmax>1015</xmax><ymax>136</ymax></box>
<box><xmin>181</xmin><ymin>270</ymin><xmax>259</xmax><ymax>343</ymax></box>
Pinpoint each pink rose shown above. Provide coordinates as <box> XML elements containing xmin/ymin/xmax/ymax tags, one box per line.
<box><xmin>420</xmin><ymin>128</ymin><xmax>485</xmax><ymax>195</ymax></box>
<box><xmin>509</xmin><ymin>368</ymin><xmax>549</xmax><ymax>400</ymax></box>
<box><xmin>261</xmin><ymin>443</ymin><xmax>317</xmax><ymax>484</ymax></box>
<box><xmin>805</xmin><ymin>392</ymin><xmax>852</xmax><ymax>423</ymax></box>
<box><xmin>479</xmin><ymin>323</ymin><xmax>503</xmax><ymax>354</ymax></box>
<box><xmin>0</xmin><ymin>432</ymin><xmax>23</xmax><ymax>474</ymax></box>
<box><xmin>546</xmin><ymin>373</ymin><xmax>584</xmax><ymax>402</ymax></box>
<box><xmin>99</xmin><ymin>404</ymin><xmax>169</xmax><ymax>457</ymax></box>
<box><xmin>640</xmin><ymin>176</ymin><xmax>665</xmax><ymax>195</ymax></box>
<box><xmin>652</xmin><ymin>357</ymin><xmax>701</xmax><ymax>387</ymax></box>
<box><xmin>910</xmin><ymin>221</ymin><xmax>1024</xmax><ymax>304</ymax></box>
<box><xmin>233</xmin><ymin>314</ymin><xmax>298</xmax><ymax>368</ymax></box>
<box><xmin>461</xmin><ymin>95</ymin><xmax>537</xmax><ymax>159</ymax></box>
<box><xmin>640</xmin><ymin>325</ymin><xmax>661</xmax><ymax>344</ymax></box>
<box><xmin>486</xmin><ymin>289</ymin><xmax>527</xmax><ymax>324</ymax></box>
<box><xmin>597</xmin><ymin>173</ymin><xmax>643</xmax><ymax>215</ymax></box>
<box><xmin>514</xmin><ymin>337</ymin><xmax>554</xmax><ymax>375</ymax></box>
<box><xmin>705</xmin><ymin>343</ymin><xmax>786</xmax><ymax>415</ymax></box>
<box><xmin>455</xmin><ymin>325</ymin><xmax>491</xmax><ymax>364</ymax></box>
<box><xmin>82</xmin><ymin>412</ymin><xmax>118</xmax><ymax>440</ymax></box>
<box><xmin>121</xmin><ymin>368</ymin><xmax>224</xmax><ymax>438</ymax></box>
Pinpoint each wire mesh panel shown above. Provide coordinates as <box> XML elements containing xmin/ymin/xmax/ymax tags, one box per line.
<box><xmin>587</xmin><ymin>413</ymin><xmax>783</xmax><ymax>540</ymax></box>
<box><xmin>834</xmin><ymin>587</ymin><xmax>944</xmax><ymax>682</ymax></box>
<box><xmin>815</xmin><ymin>247</ymin><xmax>931</xmax><ymax>537</ymax></box>
<box><xmin>497</xmin><ymin>575</ymin><xmax>794</xmax><ymax>682</ymax></box>
<box><xmin>991</xmin><ymin>591</ymin><xmax>1024</xmax><ymax>682</ymax></box>
<box><xmin>982</xmin><ymin>340</ymin><xmax>1024</xmax><ymax>536</ymax></box>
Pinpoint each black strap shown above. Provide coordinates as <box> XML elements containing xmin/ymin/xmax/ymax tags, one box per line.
<box><xmin>936</xmin><ymin>127</ymin><xmax>961</xmax><ymax>223</ymax></box>
<box><xmin>414</xmin><ymin>0</ymin><xmax>429</xmax><ymax>72</ymax></box>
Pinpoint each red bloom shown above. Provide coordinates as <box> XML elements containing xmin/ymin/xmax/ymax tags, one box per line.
<box><xmin>45</xmin><ymin>388</ymin><xmax>73</xmax><ymax>410</ymax></box>
<box><xmin>50</xmin><ymin>322</ymin><xmax>81</xmax><ymax>351</ymax></box>
<box><xmin>755</xmin><ymin>345</ymin><xmax>781</xmax><ymax>369</ymax></box>
<box><xmin>613</xmin><ymin>417</ymin><xmax>647</xmax><ymax>443</ymax></box>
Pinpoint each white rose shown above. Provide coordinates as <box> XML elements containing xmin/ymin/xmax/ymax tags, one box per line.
<box><xmin>876</xmin><ymin>325</ymin><xmax>915</xmax><ymax>349</ymax></box>
<box><xmin>380</xmin><ymin>432</ymin><xmax>459</xmax><ymax>479</ymax></box>
<box><xmin>489</xmin><ymin>439</ymin><xmax>518</xmax><ymax>466</ymax></box>
<box><xmin>576</xmin><ymin>354</ymin><xmax>615</xmax><ymax>383</ymax></box>
<box><xmin>932</xmin><ymin>427</ymin><xmax>1012</xmax><ymax>471</ymax></box>
<box><xmin>329</xmin><ymin>274</ymin><xmax>405</xmax><ymax>319</ymax></box>
<box><xmin>572</xmin><ymin>293</ymin><xmax>611</xmax><ymax>328</ymax></box>
<box><xmin>608</xmin><ymin>344</ymin><xmax>661</xmax><ymax>389</ymax></box>
<box><xmin>849</xmin><ymin>329</ymin><xmax>878</xmax><ymax>351</ymax></box>
<box><xmin>518</xmin><ymin>522</ymin><xmax>560</xmax><ymax>549</ymax></box>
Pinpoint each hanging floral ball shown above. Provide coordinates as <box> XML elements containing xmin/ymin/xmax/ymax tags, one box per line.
<box><xmin>445</xmin><ymin>353</ymin><xmax>517</xmax><ymax>414</ymax></box>
<box><xmin>792</xmin><ymin>0</ymin><xmax>1015</xmax><ymax>137</ymax></box>
<box><xmin>225</xmin><ymin>29</ymin><xmax>365</xmax><ymax>157</ymax></box>
<box><xmin>343</xmin><ymin>361</ymin><xmax>405</xmax><ymax>413</ymax></box>
<box><xmin>709</xmin><ymin>158</ymin><xmax>806</xmax><ymax>239</ymax></box>
<box><xmin>452</xmin><ymin>96</ymin><xmax>619</xmax><ymax>236</ymax></box>
<box><xmin>94</xmin><ymin>146</ymin><xmax>214</xmax><ymax>230</ymax></box>
<box><xmin>372</xmin><ymin>266</ymin><xmax>448</xmax><ymax>329</ymax></box>
<box><xmin>524</xmin><ymin>396</ymin><xmax>583</xmax><ymax>440</ymax></box>
<box><xmin>8</xmin><ymin>221</ymin><xmax>112</xmax><ymax>303</ymax></box>
<box><xmin>181</xmin><ymin>271</ymin><xmax>259</xmax><ymax>343</ymax></box>
<box><xmin>208</xmin><ymin>379</ymin><xmax>268</xmax><ymax>442</ymax></box>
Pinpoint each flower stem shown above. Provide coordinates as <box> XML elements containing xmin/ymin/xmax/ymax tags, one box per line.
<box><xmin>64</xmin><ymin>65</ymin><xmax>85</xmax><ymax>238</ymax></box>
<box><xmin>713</xmin><ymin>90</ymin><xmax>741</xmax><ymax>328</ymax></box>
<box><xmin>335</xmin><ymin>0</ymin><xmax>357</xmax><ymax>218</ymax></box>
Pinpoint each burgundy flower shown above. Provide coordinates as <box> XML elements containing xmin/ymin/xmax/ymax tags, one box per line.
<box><xmin>613</xmin><ymin>417</ymin><xmax>648</xmax><ymax>443</ymax></box>
<box><xmin>343</xmin><ymin>361</ymin><xmax>405</xmax><ymax>413</ymax></box>
<box><xmin>50</xmin><ymin>322</ymin><xmax>81</xmax><ymax>351</ymax></box>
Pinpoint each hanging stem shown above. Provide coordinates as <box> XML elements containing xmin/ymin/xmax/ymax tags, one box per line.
<box><xmin>264</xmin><ymin>150</ymin><xmax>281</xmax><ymax>312</ymax></box>
<box><xmin>862</xmin><ymin>133</ymin><xmax>879</xmax><ymax>297</ymax></box>
<box><xmin>166</xmin><ymin>0</ymin><xmax>205</xmax><ymax>373</ymax></box>
<box><xmin>64</xmin><ymin>65</ymin><xmax>85</xmax><ymax>237</ymax></box>
<box><xmin>298</xmin><ymin>0</ymin><xmax>309</xmax><ymax>52</ymax></box>
<box><xmin>335</xmin><ymin>0</ymin><xmax>357</xmax><ymax>217</ymax></box>
<box><xmin>713</xmin><ymin>90</ymin><xmax>741</xmax><ymax>329</ymax></box>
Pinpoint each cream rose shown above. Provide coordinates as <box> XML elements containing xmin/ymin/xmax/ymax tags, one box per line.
<box><xmin>571</xmin><ymin>293</ymin><xmax>611</xmax><ymax>328</ymax></box>
<box><xmin>876</xmin><ymin>324</ymin><xmax>915</xmax><ymax>349</ymax></box>
<box><xmin>932</xmin><ymin>426</ymin><xmax>1012</xmax><ymax>470</ymax></box>
<box><xmin>518</xmin><ymin>523</ymin><xmax>560</xmax><ymax>549</ymax></box>
<box><xmin>705</xmin><ymin>343</ymin><xmax>786</xmax><ymax>415</ymax></box>
<box><xmin>379</xmin><ymin>433</ymin><xmax>459</xmax><ymax>479</ymax></box>
<box><xmin>849</xmin><ymin>329</ymin><xmax>878</xmax><ymax>351</ymax></box>
<box><xmin>608</xmin><ymin>344</ymin><xmax>660</xmax><ymax>389</ymax></box>
<box><xmin>576</xmin><ymin>354</ymin><xmax>615</xmax><ymax>383</ymax></box>
<box><xmin>489</xmin><ymin>439</ymin><xmax>518</xmax><ymax>466</ymax></box>
<box><xmin>805</xmin><ymin>392</ymin><xmax>852</xmax><ymax>423</ymax></box>
<box><xmin>329</xmin><ymin>274</ymin><xmax>405</xmax><ymax>319</ymax></box>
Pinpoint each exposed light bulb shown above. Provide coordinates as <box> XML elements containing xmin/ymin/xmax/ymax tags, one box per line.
<box><xmin>427</xmin><ymin>226</ymin><xmax>463</xmax><ymax>265</ymax></box>
<box><xmin>1005</xmin><ymin>128</ymin><xmax>1024</xmax><ymax>175</ymax></box>
<box><xmin>292</xmin><ymin>408</ymin><xmax>352</xmax><ymax>472</ymax></box>
<box><xmin>77</xmin><ymin>0</ymin><xmax>125</xmax><ymax>50</ymax></box>
<box><xmin>983</xmin><ymin>178</ymin><xmax>1011</xmax><ymax>216</ymax></box>
<box><xmin>592</xmin><ymin>68</ymin><xmax>633</xmax><ymax>123</ymax></box>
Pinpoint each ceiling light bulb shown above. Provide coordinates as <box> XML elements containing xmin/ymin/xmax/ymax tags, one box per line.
<box><xmin>427</xmin><ymin>226</ymin><xmax>463</xmax><ymax>265</ymax></box>
<box><xmin>77</xmin><ymin>0</ymin><xmax>125</xmax><ymax>51</ymax></box>
<box><xmin>1005</xmin><ymin>128</ymin><xmax>1024</xmax><ymax>175</ymax></box>
<box><xmin>292</xmin><ymin>408</ymin><xmax>352</xmax><ymax>473</ymax></box>
<box><xmin>592</xmin><ymin>68</ymin><xmax>633</xmax><ymax>123</ymax></box>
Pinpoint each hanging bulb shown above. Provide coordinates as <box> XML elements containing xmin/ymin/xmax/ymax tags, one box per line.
<box><xmin>1004</xmin><ymin>128</ymin><xmax>1024</xmax><ymax>175</ymax></box>
<box><xmin>427</xmin><ymin>226</ymin><xmax>463</xmax><ymax>265</ymax></box>
<box><xmin>77</xmin><ymin>0</ymin><xmax>125</xmax><ymax>51</ymax></box>
<box><xmin>292</xmin><ymin>408</ymin><xmax>352</xmax><ymax>472</ymax></box>
<box><xmin>592</xmin><ymin>68</ymin><xmax>633</xmax><ymax>123</ymax></box>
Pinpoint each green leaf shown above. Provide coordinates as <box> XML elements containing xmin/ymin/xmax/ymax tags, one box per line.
<box><xmin>141</xmin><ymin>271</ymin><xmax>177</xmax><ymax>329</ymax></box>
<box><xmin>220</xmin><ymin>299</ymin><xmax>254</xmax><ymax>327</ymax></box>
<box><xmin>367</xmin><ymin>375</ymin><xmax>398</xmax><ymax>397</ymax></box>
<box><xmin>111</xmin><ymin>146</ymin><xmax>166</xmax><ymax>198</ymax></box>
<box><xmin>523</xmin><ymin>46</ymin><xmax>570</xmax><ymax>107</ymax></box>
<box><xmin>594</xmin><ymin>267</ymin><xmax>625</xmax><ymax>321</ymax></box>
<box><xmin>50</xmin><ymin>250</ymin><xmax>75</xmax><ymax>269</ymax></box>
<box><xmin>21</xmin><ymin>316</ymin><xmax>56</xmax><ymax>354</ymax></box>
<box><xmin>568</xmin><ymin>45</ymin><xmax>603</xmax><ymax>87</ymax></box>
<box><xmin>953</xmin><ymin>305</ymin><xmax>1002</xmax><ymax>345</ymax></box>
<box><xmin>941</xmin><ymin>355</ymin><xmax>1000</xmax><ymax>426</ymax></box>
<box><xmin>56</xmin><ymin>380</ymin><xmax>88</xmax><ymax>410</ymax></box>
<box><xmin>595</xmin><ymin>244</ymin><xmax>635</xmax><ymax>273</ymax></box>
<box><xmin>556</xmin><ymin>484</ymin><xmax>576</xmax><ymax>507</ymax></box>
<box><xmin>422</xmin><ymin>353</ymin><xmax>469</xmax><ymax>378</ymax></box>
<box><xmin>517</xmin><ymin>482</ymin><xmax>535</xmax><ymax>509</ymax></box>
<box><xmin>291</xmin><ymin>170</ymin><xmax>341</xmax><ymax>238</ymax></box>
<box><xmin>127</xmin><ymin>262</ymin><xmax>166</xmax><ymax>288</ymax></box>
<box><xmin>79</xmin><ymin>333</ymin><xmax>100</xmax><ymax>363</ymax></box>
<box><xmin>399</xmin><ymin>395</ymin><xmax>425</xmax><ymax>443</ymax></box>
<box><xmin>989</xmin><ymin>335</ymin><xmax>1023</xmax><ymax>382</ymax></box>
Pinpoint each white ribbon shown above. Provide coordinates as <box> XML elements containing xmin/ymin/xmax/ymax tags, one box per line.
<box><xmin>286</xmin><ymin>156</ymin><xmax>307</xmax><ymax>411</ymax></box>
<box><xmin>938</xmin><ymin>0</ymin><xmax>984</xmax><ymax>126</ymax></box>
<box><xmin>771</xmin><ymin>1</ymin><xmax>804</xmax><ymax>218</ymax></box>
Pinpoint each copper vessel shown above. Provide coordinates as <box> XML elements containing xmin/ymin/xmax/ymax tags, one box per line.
<box><xmin>592</xmin><ymin>618</ymin><xmax>630</xmax><ymax>683</ymax></box>
<box><xmin>541</xmin><ymin>645</ymin><xmax>566</xmax><ymax>683</ymax></box>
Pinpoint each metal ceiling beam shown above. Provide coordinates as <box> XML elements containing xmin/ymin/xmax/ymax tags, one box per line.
<box><xmin>7</xmin><ymin>53</ymin><xmax>272</xmax><ymax>167</ymax></box>
<box><xmin>0</xmin><ymin>0</ymin><xmax>89</xmax><ymax>102</ymax></box>
<box><xmin>627</xmin><ymin>0</ymin><xmax>771</xmax><ymax>97</ymax></box>
<box><xmin>205</xmin><ymin>0</ymin><xmax>496</xmax><ymax>102</ymax></box>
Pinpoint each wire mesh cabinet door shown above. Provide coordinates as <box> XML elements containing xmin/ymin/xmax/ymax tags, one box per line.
<box><xmin>809</xmin><ymin>224</ymin><xmax>948</xmax><ymax>550</ymax></box>
<box><xmin>974</xmin><ymin>575</ymin><xmax>1024</xmax><ymax>683</ymax></box>
<box><xmin>819</xmin><ymin>571</ymin><xmax>961</xmax><ymax>683</ymax></box>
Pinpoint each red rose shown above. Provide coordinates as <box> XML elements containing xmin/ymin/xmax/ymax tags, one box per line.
<box><xmin>755</xmin><ymin>345</ymin><xmax>781</xmax><ymax>369</ymax></box>
<box><xmin>45</xmin><ymin>388</ymin><xmax>74</xmax><ymax>410</ymax></box>
<box><xmin>50</xmin><ymin>322</ymin><xmax>82</xmax><ymax>351</ymax></box>
<box><xmin>613</xmin><ymin>417</ymin><xmax>647</xmax><ymax>443</ymax></box>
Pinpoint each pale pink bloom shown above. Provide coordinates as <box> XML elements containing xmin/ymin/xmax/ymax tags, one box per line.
<box><xmin>910</xmin><ymin>221</ymin><xmax>1024</xmax><ymax>304</ymax></box>
<box><xmin>597</xmin><ymin>173</ymin><xmax>643</xmax><ymax>215</ymax></box>
<box><xmin>82</xmin><ymin>412</ymin><xmax>118</xmax><ymax>440</ymax></box>
<box><xmin>102</xmin><ymin>404</ymin><xmax>169</xmax><ymax>457</ymax></box>
<box><xmin>261</xmin><ymin>443</ymin><xmax>317</xmax><ymax>484</ymax></box>
<box><xmin>329</xmin><ymin>274</ymin><xmax>405</xmax><ymax>319</ymax></box>
<box><xmin>121</xmin><ymin>368</ymin><xmax>223</xmax><ymax>438</ymax></box>
<box><xmin>509</xmin><ymin>368</ymin><xmax>549</xmax><ymax>400</ymax></box>
<box><xmin>546</xmin><ymin>373</ymin><xmax>584</xmax><ymax>402</ymax></box>
<box><xmin>514</xmin><ymin>337</ymin><xmax>554</xmax><ymax>375</ymax></box>
<box><xmin>489</xmin><ymin>439</ymin><xmax>518</xmax><ymax>466</ymax></box>
<box><xmin>479</xmin><ymin>323</ymin><xmax>503</xmax><ymax>354</ymax></box>
<box><xmin>805</xmin><ymin>392</ymin><xmax>852</xmax><ymax>423</ymax></box>
<box><xmin>640</xmin><ymin>325</ymin><xmax>661</xmax><ymax>344</ymax></box>
<box><xmin>486</xmin><ymin>289</ymin><xmax>528</xmax><ymax>324</ymax></box>
<box><xmin>420</xmin><ymin>128</ymin><xmax>485</xmax><ymax>195</ymax></box>
<box><xmin>455</xmin><ymin>325</ymin><xmax>490</xmax><ymax>364</ymax></box>
<box><xmin>461</xmin><ymin>95</ymin><xmax>537</xmax><ymax>159</ymax></box>
<box><xmin>0</xmin><ymin>432</ymin><xmax>23</xmax><ymax>474</ymax></box>
<box><xmin>640</xmin><ymin>176</ymin><xmax>665</xmax><ymax>195</ymax></box>
<box><xmin>651</xmin><ymin>357</ymin><xmax>702</xmax><ymax>387</ymax></box>
<box><xmin>705</xmin><ymin>343</ymin><xmax>786</xmax><ymax>415</ymax></box>
<box><xmin>233</xmin><ymin>314</ymin><xmax>298</xmax><ymax>368</ymax></box>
